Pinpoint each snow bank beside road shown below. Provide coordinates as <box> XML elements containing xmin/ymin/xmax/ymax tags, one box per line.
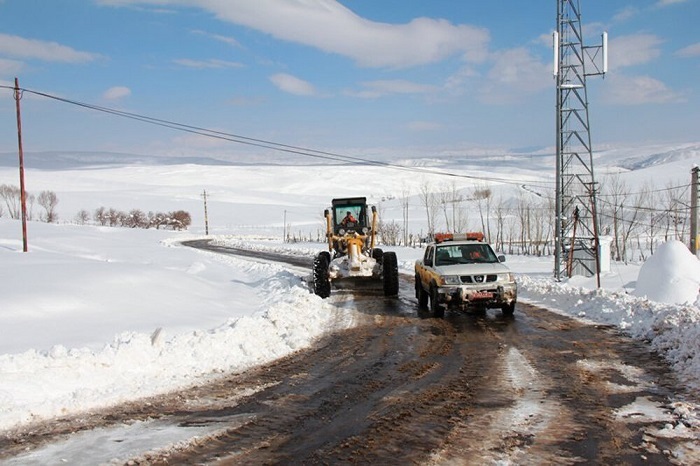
<box><xmin>518</xmin><ymin>239</ymin><xmax>700</xmax><ymax>393</ymax></box>
<box><xmin>520</xmin><ymin>276</ymin><xmax>700</xmax><ymax>389</ymax></box>
<box><xmin>0</xmin><ymin>222</ymin><xmax>355</xmax><ymax>431</ymax></box>
<box><xmin>633</xmin><ymin>240</ymin><xmax>700</xmax><ymax>306</ymax></box>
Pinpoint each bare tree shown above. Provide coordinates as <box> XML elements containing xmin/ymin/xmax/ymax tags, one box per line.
<box><xmin>169</xmin><ymin>210</ymin><xmax>192</xmax><ymax>230</ymax></box>
<box><xmin>620</xmin><ymin>186</ymin><xmax>648</xmax><ymax>263</ymax></box>
<box><xmin>531</xmin><ymin>199</ymin><xmax>548</xmax><ymax>256</ymax></box>
<box><xmin>75</xmin><ymin>209</ymin><xmax>90</xmax><ymax>225</ymax></box>
<box><xmin>438</xmin><ymin>188</ymin><xmax>452</xmax><ymax>232</ymax></box>
<box><xmin>94</xmin><ymin>207</ymin><xmax>108</xmax><ymax>226</ymax></box>
<box><xmin>379</xmin><ymin>220</ymin><xmax>401</xmax><ymax>246</ymax></box>
<box><xmin>0</xmin><ymin>184</ymin><xmax>21</xmax><ymax>219</ymax></box>
<box><xmin>644</xmin><ymin>186</ymin><xmax>659</xmax><ymax>257</ymax></box>
<box><xmin>601</xmin><ymin>173</ymin><xmax>628</xmax><ymax>261</ymax></box>
<box><xmin>493</xmin><ymin>195</ymin><xmax>508</xmax><ymax>252</ymax></box>
<box><xmin>125</xmin><ymin>209</ymin><xmax>148</xmax><ymax>228</ymax></box>
<box><xmin>400</xmin><ymin>186</ymin><xmax>411</xmax><ymax>246</ymax></box>
<box><xmin>37</xmin><ymin>190</ymin><xmax>59</xmax><ymax>223</ymax></box>
<box><xmin>515</xmin><ymin>192</ymin><xmax>531</xmax><ymax>254</ymax></box>
<box><xmin>473</xmin><ymin>186</ymin><xmax>492</xmax><ymax>239</ymax></box>
<box><xmin>108</xmin><ymin>208</ymin><xmax>121</xmax><ymax>227</ymax></box>
<box><xmin>27</xmin><ymin>193</ymin><xmax>36</xmax><ymax>221</ymax></box>
<box><xmin>418</xmin><ymin>179</ymin><xmax>438</xmax><ymax>238</ymax></box>
<box><xmin>447</xmin><ymin>181</ymin><xmax>466</xmax><ymax>233</ymax></box>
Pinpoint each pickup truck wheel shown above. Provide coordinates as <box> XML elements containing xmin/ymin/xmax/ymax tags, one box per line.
<box><xmin>415</xmin><ymin>275</ymin><xmax>428</xmax><ymax>308</ymax></box>
<box><xmin>313</xmin><ymin>252</ymin><xmax>331</xmax><ymax>298</ymax></box>
<box><xmin>429</xmin><ymin>285</ymin><xmax>444</xmax><ymax>318</ymax></box>
<box><xmin>502</xmin><ymin>302</ymin><xmax>516</xmax><ymax>316</ymax></box>
<box><xmin>382</xmin><ymin>251</ymin><xmax>399</xmax><ymax>297</ymax></box>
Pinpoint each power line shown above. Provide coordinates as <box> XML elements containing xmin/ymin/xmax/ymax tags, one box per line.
<box><xmin>596</xmin><ymin>182</ymin><xmax>692</xmax><ymax>198</ymax></box>
<box><xmin>0</xmin><ymin>84</ymin><xmax>555</xmax><ymax>189</ymax></box>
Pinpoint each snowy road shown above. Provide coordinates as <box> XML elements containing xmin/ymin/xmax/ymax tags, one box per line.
<box><xmin>1</xmin><ymin>244</ymin><xmax>698</xmax><ymax>465</ymax></box>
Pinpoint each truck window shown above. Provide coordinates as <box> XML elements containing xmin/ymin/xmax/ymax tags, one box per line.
<box><xmin>424</xmin><ymin>246</ymin><xmax>434</xmax><ymax>265</ymax></box>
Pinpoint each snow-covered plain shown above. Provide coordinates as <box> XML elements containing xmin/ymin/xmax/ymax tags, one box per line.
<box><xmin>0</xmin><ymin>144</ymin><xmax>699</xmax><ymax>440</ymax></box>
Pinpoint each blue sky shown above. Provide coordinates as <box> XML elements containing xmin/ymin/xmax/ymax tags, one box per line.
<box><xmin>0</xmin><ymin>0</ymin><xmax>698</xmax><ymax>161</ymax></box>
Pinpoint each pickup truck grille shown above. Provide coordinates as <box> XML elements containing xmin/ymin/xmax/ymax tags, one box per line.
<box><xmin>460</xmin><ymin>274</ymin><xmax>497</xmax><ymax>284</ymax></box>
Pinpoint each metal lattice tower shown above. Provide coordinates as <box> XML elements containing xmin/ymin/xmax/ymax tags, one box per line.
<box><xmin>553</xmin><ymin>0</ymin><xmax>607</xmax><ymax>283</ymax></box>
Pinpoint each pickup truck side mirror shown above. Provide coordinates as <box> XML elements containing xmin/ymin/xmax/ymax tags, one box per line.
<box><xmin>498</xmin><ymin>255</ymin><xmax>506</xmax><ymax>263</ymax></box>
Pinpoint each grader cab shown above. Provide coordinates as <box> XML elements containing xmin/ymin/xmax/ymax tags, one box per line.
<box><xmin>312</xmin><ymin>197</ymin><xmax>399</xmax><ymax>298</ymax></box>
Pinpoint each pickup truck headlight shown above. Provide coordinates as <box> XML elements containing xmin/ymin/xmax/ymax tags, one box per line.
<box><xmin>502</xmin><ymin>272</ymin><xmax>515</xmax><ymax>283</ymax></box>
<box><xmin>442</xmin><ymin>275</ymin><xmax>461</xmax><ymax>285</ymax></box>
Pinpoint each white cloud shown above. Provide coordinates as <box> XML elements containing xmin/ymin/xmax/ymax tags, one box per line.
<box><xmin>103</xmin><ymin>86</ymin><xmax>131</xmax><ymax>100</ymax></box>
<box><xmin>173</xmin><ymin>58</ymin><xmax>244</xmax><ymax>69</ymax></box>
<box><xmin>479</xmin><ymin>47</ymin><xmax>551</xmax><ymax>104</ymax></box>
<box><xmin>190</xmin><ymin>30</ymin><xmax>242</xmax><ymax>48</ymax></box>
<box><xmin>602</xmin><ymin>74</ymin><xmax>684</xmax><ymax>105</ymax></box>
<box><xmin>608</xmin><ymin>34</ymin><xmax>663</xmax><ymax>69</ymax></box>
<box><xmin>97</xmin><ymin>0</ymin><xmax>490</xmax><ymax>68</ymax></box>
<box><xmin>0</xmin><ymin>58</ymin><xmax>24</xmax><ymax>75</ymax></box>
<box><xmin>676</xmin><ymin>43</ymin><xmax>700</xmax><ymax>58</ymax></box>
<box><xmin>656</xmin><ymin>0</ymin><xmax>688</xmax><ymax>6</ymax></box>
<box><xmin>0</xmin><ymin>33</ymin><xmax>100</xmax><ymax>63</ymax></box>
<box><xmin>269</xmin><ymin>73</ymin><xmax>317</xmax><ymax>96</ymax></box>
<box><xmin>444</xmin><ymin>65</ymin><xmax>479</xmax><ymax>94</ymax></box>
<box><xmin>348</xmin><ymin>80</ymin><xmax>437</xmax><ymax>99</ymax></box>
<box><xmin>612</xmin><ymin>6</ymin><xmax>640</xmax><ymax>22</ymax></box>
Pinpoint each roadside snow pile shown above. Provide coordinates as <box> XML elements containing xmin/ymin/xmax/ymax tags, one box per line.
<box><xmin>0</xmin><ymin>223</ymin><xmax>356</xmax><ymax>432</ymax></box>
<box><xmin>633</xmin><ymin>240</ymin><xmax>700</xmax><ymax>306</ymax></box>
<box><xmin>519</xmin><ymin>240</ymin><xmax>700</xmax><ymax>392</ymax></box>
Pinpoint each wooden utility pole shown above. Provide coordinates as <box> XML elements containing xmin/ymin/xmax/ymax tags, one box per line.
<box><xmin>691</xmin><ymin>166</ymin><xmax>699</xmax><ymax>255</ymax></box>
<box><xmin>202</xmin><ymin>189</ymin><xmax>209</xmax><ymax>235</ymax></box>
<box><xmin>14</xmin><ymin>77</ymin><xmax>28</xmax><ymax>252</ymax></box>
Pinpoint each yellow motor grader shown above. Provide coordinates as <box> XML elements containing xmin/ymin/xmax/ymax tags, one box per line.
<box><xmin>312</xmin><ymin>197</ymin><xmax>399</xmax><ymax>298</ymax></box>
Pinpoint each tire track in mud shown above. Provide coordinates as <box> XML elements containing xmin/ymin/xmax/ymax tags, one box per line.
<box><xmin>1</xmin><ymin>242</ymin><xmax>697</xmax><ymax>465</ymax></box>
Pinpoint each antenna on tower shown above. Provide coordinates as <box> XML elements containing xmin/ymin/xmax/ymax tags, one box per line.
<box><xmin>553</xmin><ymin>0</ymin><xmax>608</xmax><ymax>285</ymax></box>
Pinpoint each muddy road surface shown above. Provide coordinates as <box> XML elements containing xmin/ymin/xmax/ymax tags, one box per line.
<box><xmin>1</xmin><ymin>240</ymin><xmax>697</xmax><ymax>465</ymax></box>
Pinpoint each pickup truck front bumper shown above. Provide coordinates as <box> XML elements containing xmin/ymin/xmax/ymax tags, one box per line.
<box><xmin>437</xmin><ymin>283</ymin><xmax>517</xmax><ymax>309</ymax></box>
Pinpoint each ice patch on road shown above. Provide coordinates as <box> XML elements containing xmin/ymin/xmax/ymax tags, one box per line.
<box><xmin>3</xmin><ymin>414</ymin><xmax>256</xmax><ymax>466</ymax></box>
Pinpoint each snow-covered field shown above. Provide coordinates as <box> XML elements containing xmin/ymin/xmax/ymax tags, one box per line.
<box><xmin>0</xmin><ymin>144</ymin><xmax>698</xmax><ymax>436</ymax></box>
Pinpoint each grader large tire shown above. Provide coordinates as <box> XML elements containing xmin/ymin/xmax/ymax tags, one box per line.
<box><xmin>313</xmin><ymin>252</ymin><xmax>331</xmax><ymax>298</ymax></box>
<box><xmin>382</xmin><ymin>251</ymin><xmax>399</xmax><ymax>297</ymax></box>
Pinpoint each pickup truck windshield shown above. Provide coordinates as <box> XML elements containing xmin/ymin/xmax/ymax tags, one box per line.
<box><xmin>435</xmin><ymin>244</ymin><xmax>498</xmax><ymax>266</ymax></box>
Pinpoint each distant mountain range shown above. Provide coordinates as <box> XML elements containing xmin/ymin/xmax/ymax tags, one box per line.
<box><xmin>0</xmin><ymin>151</ymin><xmax>234</xmax><ymax>169</ymax></box>
<box><xmin>0</xmin><ymin>143</ymin><xmax>697</xmax><ymax>171</ymax></box>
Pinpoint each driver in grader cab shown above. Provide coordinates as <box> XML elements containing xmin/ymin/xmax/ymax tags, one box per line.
<box><xmin>341</xmin><ymin>211</ymin><xmax>357</xmax><ymax>226</ymax></box>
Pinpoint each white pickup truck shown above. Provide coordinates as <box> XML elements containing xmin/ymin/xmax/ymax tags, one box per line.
<box><xmin>414</xmin><ymin>233</ymin><xmax>517</xmax><ymax>317</ymax></box>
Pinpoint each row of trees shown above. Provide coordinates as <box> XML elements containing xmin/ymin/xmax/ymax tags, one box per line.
<box><xmin>373</xmin><ymin>174</ymin><xmax>692</xmax><ymax>262</ymax></box>
<box><xmin>77</xmin><ymin>207</ymin><xmax>192</xmax><ymax>230</ymax></box>
<box><xmin>0</xmin><ymin>184</ymin><xmax>59</xmax><ymax>223</ymax></box>
<box><xmin>598</xmin><ymin>174</ymin><xmax>689</xmax><ymax>262</ymax></box>
<box><xmin>1</xmin><ymin>184</ymin><xmax>191</xmax><ymax>231</ymax></box>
